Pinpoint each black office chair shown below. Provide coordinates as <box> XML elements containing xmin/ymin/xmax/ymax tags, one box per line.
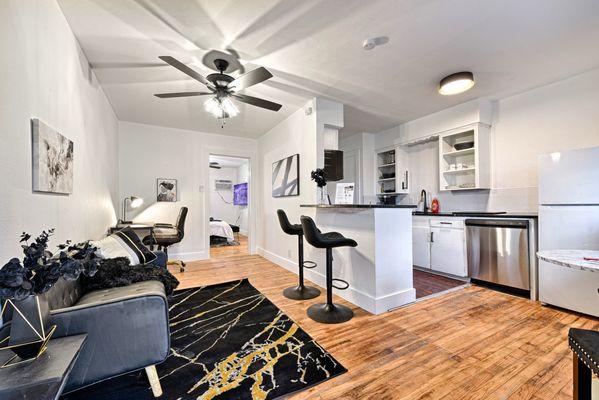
<box><xmin>276</xmin><ymin>210</ymin><xmax>320</xmax><ymax>300</ymax></box>
<box><xmin>300</xmin><ymin>215</ymin><xmax>357</xmax><ymax>324</ymax></box>
<box><xmin>143</xmin><ymin>207</ymin><xmax>188</xmax><ymax>272</ymax></box>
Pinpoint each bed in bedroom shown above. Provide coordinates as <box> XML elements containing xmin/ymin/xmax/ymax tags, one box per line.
<box><xmin>210</xmin><ymin>220</ymin><xmax>234</xmax><ymax>242</ymax></box>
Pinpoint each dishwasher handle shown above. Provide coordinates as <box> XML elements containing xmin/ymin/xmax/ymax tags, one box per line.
<box><xmin>465</xmin><ymin>219</ymin><xmax>528</xmax><ymax>229</ymax></box>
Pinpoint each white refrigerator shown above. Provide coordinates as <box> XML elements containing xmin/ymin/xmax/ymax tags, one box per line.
<box><xmin>538</xmin><ymin>146</ymin><xmax>599</xmax><ymax>316</ymax></box>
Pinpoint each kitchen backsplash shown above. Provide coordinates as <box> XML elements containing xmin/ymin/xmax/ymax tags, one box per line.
<box><xmin>399</xmin><ymin>186</ymin><xmax>538</xmax><ymax>213</ymax></box>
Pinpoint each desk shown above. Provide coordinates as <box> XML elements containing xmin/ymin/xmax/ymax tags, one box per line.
<box><xmin>109</xmin><ymin>223</ymin><xmax>154</xmax><ymax>241</ymax></box>
<box><xmin>0</xmin><ymin>334</ymin><xmax>87</xmax><ymax>400</ymax></box>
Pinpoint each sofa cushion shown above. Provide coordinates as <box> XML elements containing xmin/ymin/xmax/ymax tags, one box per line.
<box><xmin>74</xmin><ymin>280</ymin><xmax>166</xmax><ymax>309</ymax></box>
<box><xmin>92</xmin><ymin>227</ymin><xmax>157</xmax><ymax>265</ymax></box>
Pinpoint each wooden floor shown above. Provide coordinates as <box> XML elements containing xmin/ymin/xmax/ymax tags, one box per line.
<box><xmin>169</xmin><ymin>253</ymin><xmax>598</xmax><ymax>400</ymax></box>
<box><xmin>413</xmin><ymin>268</ymin><xmax>467</xmax><ymax>299</ymax></box>
<box><xmin>209</xmin><ymin>233</ymin><xmax>248</xmax><ymax>258</ymax></box>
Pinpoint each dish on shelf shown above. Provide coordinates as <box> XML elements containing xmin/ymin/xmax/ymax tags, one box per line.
<box><xmin>454</xmin><ymin>141</ymin><xmax>474</xmax><ymax>151</ymax></box>
<box><xmin>380</xmin><ymin>172</ymin><xmax>395</xmax><ymax>179</ymax></box>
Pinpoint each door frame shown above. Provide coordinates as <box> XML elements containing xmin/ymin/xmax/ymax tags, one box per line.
<box><xmin>202</xmin><ymin>145</ymin><xmax>258</xmax><ymax>258</ymax></box>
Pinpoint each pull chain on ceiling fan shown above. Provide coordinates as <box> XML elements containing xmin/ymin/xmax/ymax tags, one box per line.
<box><xmin>154</xmin><ymin>56</ymin><xmax>282</xmax><ymax>119</ymax></box>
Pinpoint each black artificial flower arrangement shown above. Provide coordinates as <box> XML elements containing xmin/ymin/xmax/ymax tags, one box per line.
<box><xmin>311</xmin><ymin>168</ymin><xmax>327</xmax><ymax>188</ymax></box>
<box><xmin>0</xmin><ymin>229</ymin><xmax>100</xmax><ymax>300</ymax></box>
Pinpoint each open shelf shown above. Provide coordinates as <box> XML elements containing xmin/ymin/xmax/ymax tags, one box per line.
<box><xmin>378</xmin><ymin>177</ymin><xmax>396</xmax><ymax>181</ymax></box>
<box><xmin>438</xmin><ymin>123</ymin><xmax>490</xmax><ymax>192</ymax></box>
<box><xmin>443</xmin><ymin>148</ymin><xmax>475</xmax><ymax>157</ymax></box>
<box><xmin>378</xmin><ymin>163</ymin><xmax>396</xmax><ymax>168</ymax></box>
<box><xmin>442</xmin><ymin>167</ymin><xmax>475</xmax><ymax>174</ymax></box>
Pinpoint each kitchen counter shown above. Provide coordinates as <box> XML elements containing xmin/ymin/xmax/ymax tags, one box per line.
<box><xmin>301</xmin><ymin>204</ymin><xmax>417</xmax><ymax>209</ymax></box>
<box><xmin>299</xmin><ymin>204</ymin><xmax>415</xmax><ymax>314</ymax></box>
<box><xmin>537</xmin><ymin>250</ymin><xmax>599</xmax><ymax>273</ymax></box>
<box><xmin>413</xmin><ymin>211</ymin><xmax>538</xmax><ymax>219</ymax></box>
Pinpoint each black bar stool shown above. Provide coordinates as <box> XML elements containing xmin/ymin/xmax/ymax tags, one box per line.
<box><xmin>300</xmin><ymin>215</ymin><xmax>357</xmax><ymax>324</ymax></box>
<box><xmin>277</xmin><ymin>210</ymin><xmax>321</xmax><ymax>300</ymax></box>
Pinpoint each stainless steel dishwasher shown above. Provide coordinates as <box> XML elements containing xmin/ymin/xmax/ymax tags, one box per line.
<box><xmin>465</xmin><ymin>219</ymin><xmax>530</xmax><ymax>291</ymax></box>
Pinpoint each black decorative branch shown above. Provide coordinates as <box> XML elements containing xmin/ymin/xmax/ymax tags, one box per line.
<box><xmin>0</xmin><ymin>229</ymin><xmax>99</xmax><ymax>300</ymax></box>
<box><xmin>311</xmin><ymin>168</ymin><xmax>327</xmax><ymax>188</ymax></box>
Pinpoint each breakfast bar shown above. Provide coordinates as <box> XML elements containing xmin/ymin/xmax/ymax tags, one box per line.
<box><xmin>300</xmin><ymin>204</ymin><xmax>416</xmax><ymax>314</ymax></box>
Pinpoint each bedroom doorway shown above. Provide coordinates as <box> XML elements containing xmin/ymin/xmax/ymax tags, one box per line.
<box><xmin>208</xmin><ymin>155</ymin><xmax>250</xmax><ymax>258</ymax></box>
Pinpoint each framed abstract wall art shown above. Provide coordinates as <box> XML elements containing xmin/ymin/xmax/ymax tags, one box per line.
<box><xmin>31</xmin><ymin>118</ymin><xmax>74</xmax><ymax>194</ymax></box>
<box><xmin>272</xmin><ymin>154</ymin><xmax>299</xmax><ymax>197</ymax></box>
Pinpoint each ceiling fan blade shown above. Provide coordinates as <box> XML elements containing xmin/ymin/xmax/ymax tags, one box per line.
<box><xmin>158</xmin><ymin>56</ymin><xmax>213</xmax><ymax>88</ymax></box>
<box><xmin>229</xmin><ymin>67</ymin><xmax>273</xmax><ymax>91</ymax></box>
<box><xmin>154</xmin><ymin>91</ymin><xmax>212</xmax><ymax>98</ymax></box>
<box><xmin>233</xmin><ymin>94</ymin><xmax>282</xmax><ymax>112</ymax></box>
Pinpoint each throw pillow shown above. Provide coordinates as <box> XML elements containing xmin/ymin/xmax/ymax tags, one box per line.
<box><xmin>92</xmin><ymin>227</ymin><xmax>157</xmax><ymax>265</ymax></box>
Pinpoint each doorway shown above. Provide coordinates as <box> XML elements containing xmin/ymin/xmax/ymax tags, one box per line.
<box><xmin>208</xmin><ymin>155</ymin><xmax>250</xmax><ymax>258</ymax></box>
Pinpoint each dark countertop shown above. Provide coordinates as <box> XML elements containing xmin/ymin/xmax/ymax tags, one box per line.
<box><xmin>412</xmin><ymin>211</ymin><xmax>538</xmax><ymax>219</ymax></box>
<box><xmin>301</xmin><ymin>204</ymin><xmax>417</xmax><ymax>209</ymax></box>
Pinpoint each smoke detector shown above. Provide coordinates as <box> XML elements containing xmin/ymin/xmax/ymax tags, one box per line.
<box><xmin>362</xmin><ymin>36</ymin><xmax>389</xmax><ymax>50</ymax></box>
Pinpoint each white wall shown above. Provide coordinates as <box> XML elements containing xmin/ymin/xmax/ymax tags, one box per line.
<box><xmin>209</xmin><ymin>163</ymin><xmax>250</xmax><ymax>234</ymax></box>
<box><xmin>209</xmin><ymin>167</ymin><xmax>238</xmax><ymax>225</ymax></box>
<box><xmin>0</xmin><ymin>0</ymin><xmax>119</xmax><ymax>261</ymax></box>
<box><xmin>257</xmin><ymin>105</ymin><xmax>318</xmax><ymax>263</ymax></box>
<box><xmin>358</xmin><ymin>68</ymin><xmax>599</xmax><ymax>212</ymax></box>
<box><xmin>118</xmin><ymin>121</ymin><xmax>257</xmax><ymax>260</ymax></box>
<box><xmin>257</xmin><ymin>98</ymin><xmax>344</xmax><ymax>271</ymax></box>
<box><xmin>339</xmin><ymin>132</ymin><xmax>377</xmax><ymax>204</ymax></box>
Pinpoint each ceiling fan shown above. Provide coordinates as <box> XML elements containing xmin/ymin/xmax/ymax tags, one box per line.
<box><xmin>154</xmin><ymin>56</ymin><xmax>282</xmax><ymax>119</ymax></box>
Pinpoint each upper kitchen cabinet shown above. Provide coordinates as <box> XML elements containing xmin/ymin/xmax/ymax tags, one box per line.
<box><xmin>438</xmin><ymin>123</ymin><xmax>491</xmax><ymax>191</ymax></box>
<box><xmin>376</xmin><ymin>146</ymin><xmax>409</xmax><ymax>202</ymax></box>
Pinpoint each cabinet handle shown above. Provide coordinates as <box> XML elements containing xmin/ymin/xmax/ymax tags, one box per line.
<box><xmin>440</xmin><ymin>222</ymin><xmax>452</xmax><ymax>225</ymax></box>
<box><xmin>430</xmin><ymin>232</ymin><xmax>434</xmax><ymax>242</ymax></box>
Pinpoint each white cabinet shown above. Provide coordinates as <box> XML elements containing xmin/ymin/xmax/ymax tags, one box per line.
<box><xmin>412</xmin><ymin>219</ymin><xmax>431</xmax><ymax>269</ymax></box>
<box><xmin>438</xmin><ymin>122</ymin><xmax>490</xmax><ymax>191</ymax></box>
<box><xmin>412</xmin><ymin>216</ymin><xmax>468</xmax><ymax>277</ymax></box>
<box><xmin>430</xmin><ymin>225</ymin><xmax>467</xmax><ymax>277</ymax></box>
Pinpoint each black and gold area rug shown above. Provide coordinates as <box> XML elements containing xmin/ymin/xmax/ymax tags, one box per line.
<box><xmin>63</xmin><ymin>279</ymin><xmax>346</xmax><ymax>400</ymax></box>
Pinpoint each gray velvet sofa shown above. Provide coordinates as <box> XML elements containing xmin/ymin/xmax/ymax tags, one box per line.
<box><xmin>0</xmin><ymin>250</ymin><xmax>170</xmax><ymax>397</ymax></box>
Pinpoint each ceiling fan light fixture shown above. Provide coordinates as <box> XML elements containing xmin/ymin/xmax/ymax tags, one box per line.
<box><xmin>204</xmin><ymin>96</ymin><xmax>239</xmax><ymax>119</ymax></box>
<box><xmin>439</xmin><ymin>71</ymin><xmax>475</xmax><ymax>95</ymax></box>
<box><xmin>221</xmin><ymin>97</ymin><xmax>239</xmax><ymax>117</ymax></box>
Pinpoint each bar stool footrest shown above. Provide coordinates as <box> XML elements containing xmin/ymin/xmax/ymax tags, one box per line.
<box><xmin>332</xmin><ymin>278</ymin><xmax>349</xmax><ymax>290</ymax></box>
<box><xmin>302</xmin><ymin>261</ymin><xmax>317</xmax><ymax>269</ymax></box>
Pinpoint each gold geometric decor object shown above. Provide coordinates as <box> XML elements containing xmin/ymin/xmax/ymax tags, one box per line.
<box><xmin>0</xmin><ymin>296</ymin><xmax>57</xmax><ymax>368</ymax></box>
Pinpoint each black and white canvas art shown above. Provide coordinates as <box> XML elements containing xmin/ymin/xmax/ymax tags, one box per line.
<box><xmin>157</xmin><ymin>178</ymin><xmax>177</xmax><ymax>202</ymax></box>
<box><xmin>272</xmin><ymin>154</ymin><xmax>299</xmax><ymax>197</ymax></box>
<box><xmin>31</xmin><ymin>118</ymin><xmax>74</xmax><ymax>194</ymax></box>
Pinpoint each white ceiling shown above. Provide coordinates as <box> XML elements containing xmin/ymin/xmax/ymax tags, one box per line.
<box><xmin>58</xmin><ymin>0</ymin><xmax>599</xmax><ymax>138</ymax></box>
<box><xmin>209</xmin><ymin>155</ymin><xmax>248</xmax><ymax>168</ymax></box>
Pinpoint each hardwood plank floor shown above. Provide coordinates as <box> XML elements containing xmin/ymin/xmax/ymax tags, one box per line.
<box><xmin>413</xmin><ymin>268</ymin><xmax>467</xmax><ymax>298</ymax></box>
<box><xmin>169</xmin><ymin>254</ymin><xmax>598</xmax><ymax>399</ymax></box>
<box><xmin>209</xmin><ymin>233</ymin><xmax>248</xmax><ymax>258</ymax></box>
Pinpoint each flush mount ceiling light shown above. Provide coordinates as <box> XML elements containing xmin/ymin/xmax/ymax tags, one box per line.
<box><xmin>438</xmin><ymin>71</ymin><xmax>475</xmax><ymax>95</ymax></box>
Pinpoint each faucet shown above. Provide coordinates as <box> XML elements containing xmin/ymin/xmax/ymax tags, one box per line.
<box><xmin>420</xmin><ymin>189</ymin><xmax>428</xmax><ymax>213</ymax></box>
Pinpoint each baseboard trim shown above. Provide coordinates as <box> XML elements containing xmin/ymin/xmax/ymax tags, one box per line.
<box><xmin>256</xmin><ymin>247</ymin><xmax>415</xmax><ymax>315</ymax></box>
<box><xmin>169</xmin><ymin>250</ymin><xmax>208</xmax><ymax>262</ymax></box>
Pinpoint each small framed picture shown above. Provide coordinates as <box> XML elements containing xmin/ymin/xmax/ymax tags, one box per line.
<box><xmin>157</xmin><ymin>178</ymin><xmax>177</xmax><ymax>202</ymax></box>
